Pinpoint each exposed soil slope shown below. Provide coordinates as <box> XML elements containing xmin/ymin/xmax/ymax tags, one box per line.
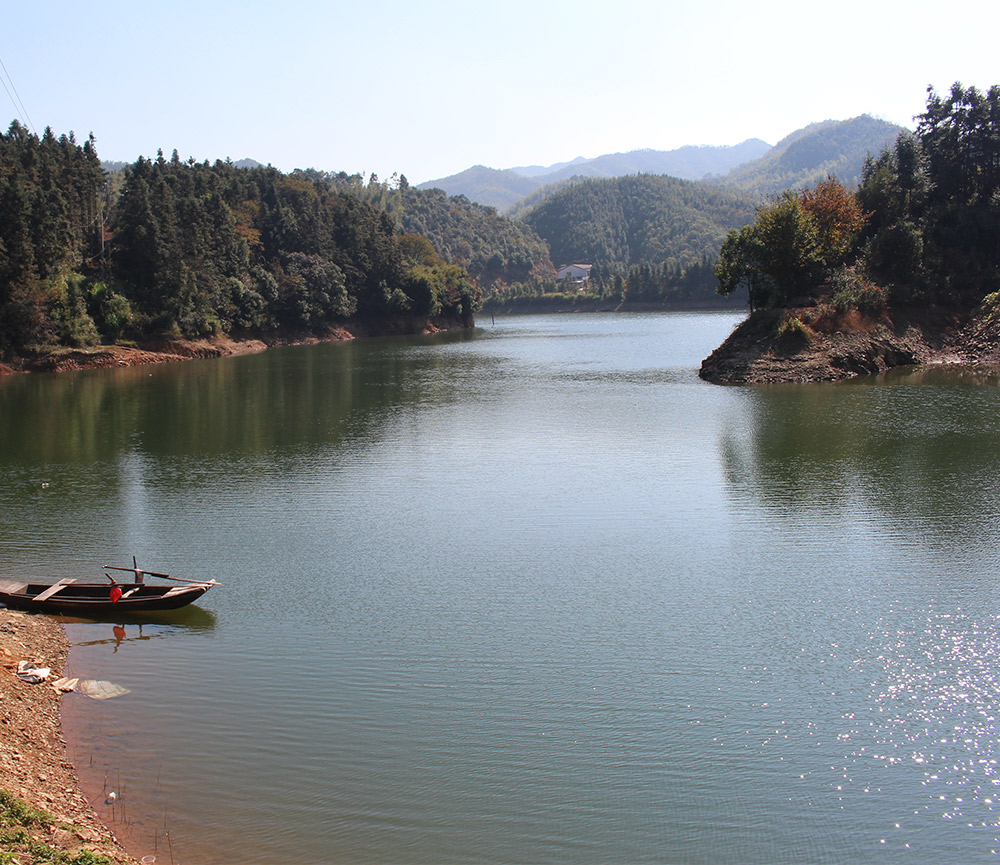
<box><xmin>699</xmin><ymin>304</ymin><xmax>984</xmax><ymax>383</ymax></box>
<box><xmin>0</xmin><ymin>315</ymin><xmax>467</xmax><ymax>376</ymax></box>
<box><xmin>0</xmin><ymin>609</ymin><xmax>139</xmax><ymax>864</ymax></box>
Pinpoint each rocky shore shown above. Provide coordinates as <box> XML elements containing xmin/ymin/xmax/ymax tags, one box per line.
<box><xmin>0</xmin><ymin>608</ymin><xmax>139</xmax><ymax>863</ymax></box>
<box><xmin>699</xmin><ymin>303</ymin><xmax>1000</xmax><ymax>383</ymax></box>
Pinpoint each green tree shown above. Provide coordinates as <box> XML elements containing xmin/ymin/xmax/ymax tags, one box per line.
<box><xmin>716</xmin><ymin>223</ymin><xmax>769</xmax><ymax>311</ymax></box>
<box><xmin>856</xmin><ymin>83</ymin><xmax>1000</xmax><ymax>305</ymax></box>
<box><xmin>716</xmin><ymin>192</ymin><xmax>822</xmax><ymax>308</ymax></box>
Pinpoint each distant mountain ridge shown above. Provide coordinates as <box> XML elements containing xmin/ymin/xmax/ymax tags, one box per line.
<box><xmin>418</xmin><ymin>165</ymin><xmax>541</xmax><ymax>212</ymax></box>
<box><xmin>513</xmin><ymin>116</ymin><xmax>907</xmax><ymax>275</ymax></box>
<box><xmin>717</xmin><ymin>115</ymin><xmax>904</xmax><ymax>194</ymax></box>
<box><xmin>509</xmin><ymin>156</ymin><xmax>592</xmax><ymax>178</ymax></box>
<box><xmin>418</xmin><ymin>139</ymin><xmax>771</xmax><ymax>210</ymax></box>
<box><xmin>419</xmin><ymin>116</ymin><xmax>907</xmax><ymax>212</ymax></box>
<box><xmin>524</xmin><ymin>139</ymin><xmax>771</xmax><ymax>183</ymax></box>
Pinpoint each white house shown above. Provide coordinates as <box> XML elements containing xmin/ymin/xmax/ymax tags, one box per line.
<box><xmin>556</xmin><ymin>263</ymin><xmax>592</xmax><ymax>285</ymax></box>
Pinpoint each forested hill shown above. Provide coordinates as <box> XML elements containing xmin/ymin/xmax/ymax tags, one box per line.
<box><xmin>0</xmin><ymin>124</ymin><xmax>480</xmax><ymax>360</ymax></box>
<box><xmin>718</xmin><ymin>116</ymin><xmax>905</xmax><ymax>195</ymax></box>
<box><xmin>394</xmin><ymin>186</ymin><xmax>555</xmax><ymax>289</ymax></box>
<box><xmin>298</xmin><ymin>171</ymin><xmax>556</xmax><ymax>293</ymax></box>
<box><xmin>521</xmin><ymin>174</ymin><xmax>756</xmax><ymax>270</ymax></box>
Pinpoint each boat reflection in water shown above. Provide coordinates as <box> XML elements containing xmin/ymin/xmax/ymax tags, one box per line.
<box><xmin>66</xmin><ymin>606</ymin><xmax>218</xmax><ymax>653</ymax></box>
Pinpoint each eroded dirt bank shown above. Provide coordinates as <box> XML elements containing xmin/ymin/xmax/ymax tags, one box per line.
<box><xmin>1</xmin><ymin>608</ymin><xmax>139</xmax><ymax>864</ymax></box>
<box><xmin>0</xmin><ymin>315</ymin><xmax>468</xmax><ymax>376</ymax></box>
<box><xmin>699</xmin><ymin>304</ymin><xmax>1000</xmax><ymax>383</ymax></box>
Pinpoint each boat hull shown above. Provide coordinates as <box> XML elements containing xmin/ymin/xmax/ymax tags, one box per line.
<box><xmin>0</xmin><ymin>580</ymin><xmax>212</xmax><ymax>614</ymax></box>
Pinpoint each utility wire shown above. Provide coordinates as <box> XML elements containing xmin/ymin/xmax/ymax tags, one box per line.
<box><xmin>0</xmin><ymin>53</ymin><xmax>35</xmax><ymax>134</ymax></box>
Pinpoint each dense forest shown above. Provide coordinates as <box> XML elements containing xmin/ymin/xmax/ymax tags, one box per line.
<box><xmin>0</xmin><ymin>126</ymin><xmax>480</xmax><ymax>358</ymax></box>
<box><xmin>521</xmin><ymin>174</ymin><xmax>756</xmax><ymax>271</ymax></box>
<box><xmin>276</xmin><ymin>170</ymin><xmax>557</xmax><ymax>293</ymax></box>
<box><xmin>716</xmin><ymin>83</ymin><xmax>1000</xmax><ymax>316</ymax></box>
<box><xmin>3</xmin><ymin>88</ymin><xmax>983</xmax><ymax>360</ymax></box>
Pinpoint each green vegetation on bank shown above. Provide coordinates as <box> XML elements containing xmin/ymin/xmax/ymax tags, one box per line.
<box><xmin>481</xmin><ymin>256</ymin><xmax>742</xmax><ymax>313</ymax></box>
<box><xmin>0</xmin><ymin>789</ymin><xmax>115</xmax><ymax>865</ymax></box>
<box><xmin>256</xmin><ymin>169</ymin><xmax>558</xmax><ymax>299</ymax></box>
<box><xmin>716</xmin><ymin>177</ymin><xmax>868</xmax><ymax>310</ymax></box>
<box><xmin>716</xmin><ymin>83</ymin><xmax>1000</xmax><ymax>320</ymax></box>
<box><xmin>0</xmin><ymin>128</ymin><xmax>480</xmax><ymax>359</ymax></box>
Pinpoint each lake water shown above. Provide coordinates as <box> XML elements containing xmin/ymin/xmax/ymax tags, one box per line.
<box><xmin>4</xmin><ymin>311</ymin><xmax>1000</xmax><ymax>864</ymax></box>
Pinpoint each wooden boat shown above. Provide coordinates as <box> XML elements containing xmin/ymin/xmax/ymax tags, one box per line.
<box><xmin>0</xmin><ymin>559</ymin><xmax>217</xmax><ymax>615</ymax></box>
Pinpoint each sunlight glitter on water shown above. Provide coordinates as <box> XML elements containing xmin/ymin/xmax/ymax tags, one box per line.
<box><xmin>855</xmin><ymin>610</ymin><xmax>1000</xmax><ymax>854</ymax></box>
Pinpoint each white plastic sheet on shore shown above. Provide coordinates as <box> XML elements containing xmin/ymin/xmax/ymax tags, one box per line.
<box><xmin>74</xmin><ymin>679</ymin><xmax>130</xmax><ymax>699</ymax></box>
<box><xmin>50</xmin><ymin>676</ymin><xmax>130</xmax><ymax>699</ymax></box>
<box><xmin>15</xmin><ymin>660</ymin><xmax>50</xmax><ymax>683</ymax></box>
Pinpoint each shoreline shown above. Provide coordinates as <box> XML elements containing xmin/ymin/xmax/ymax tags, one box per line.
<box><xmin>0</xmin><ymin>314</ymin><xmax>470</xmax><ymax>862</ymax></box>
<box><xmin>0</xmin><ymin>315</ymin><xmax>469</xmax><ymax>377</ymax></box>
<box><xmin>698</xmin><ymin>303</ymin><xmax>1000</xmax><ymax>383</ymax></box>
<box><xmin>0</xmin><ymin>607</ymin><xmax>140</xmax><ymax>863</ymax></box>
<box><xmin>0</xmin><ymin>315</ymin><xmax>471</xmax><ymax>863</ymax></box>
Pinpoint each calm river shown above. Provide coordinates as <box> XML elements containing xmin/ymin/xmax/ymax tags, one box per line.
<box><xmin>3</xmin><ymin>311</ymin><xmax>1000</xmax><ymax>864</ymax></box>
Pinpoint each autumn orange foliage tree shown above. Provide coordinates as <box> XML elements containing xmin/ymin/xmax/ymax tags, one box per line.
<box><xmin>799</xmin><ymin>176</ymin><xmax>868</xmax><ymax>267</ymax></box>
<box><xmin>716</xmin><ymin>176</ymin><xmax>868</xmax><ymax>309</ymax></box>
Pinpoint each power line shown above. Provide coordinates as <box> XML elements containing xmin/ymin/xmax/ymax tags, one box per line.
<box><xmin>0</xmin><ymin>53</ymin><xmax>35</xmax><ymax>134</ymax></box>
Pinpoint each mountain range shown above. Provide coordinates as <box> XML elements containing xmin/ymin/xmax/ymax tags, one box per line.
<box><xmin>418</xmin><ymin>139</ymin><xmax>770</xmax><ymax>211</ymax></box>
<box><xmin>95</xmin><ymin>115</ymin><xmax>910</xmax><ymax>307</ymax></box>
<box><xmin>419</xmin><ymin>116</ymin><xmax>905</xmax><ymax>211</ymax></box>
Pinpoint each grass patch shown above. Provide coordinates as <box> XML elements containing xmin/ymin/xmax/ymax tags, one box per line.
<box><xmin>829</xmin><ymin>266</ymin><xmax>887</xmax><ymax>315</ymax></box>
<box><xmin>775</xmin><ymin>313</ymin><xmax>812</xmax><ymax>343</ymax></box>
<box><xmin>978</xmin><ymin>290</ymin><xmax>1000</xmax><ymax>324</ymax></box>
<box><xmin>0</xmin><ymin>790</ymin><xmax>116</xmax><ymax>865</ymax></box>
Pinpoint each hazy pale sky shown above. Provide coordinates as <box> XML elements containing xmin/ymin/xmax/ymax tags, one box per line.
<box><xmin>3</xmin><ymin>0</ymin><xmax>997</xmax><ymax>184</ymax></box>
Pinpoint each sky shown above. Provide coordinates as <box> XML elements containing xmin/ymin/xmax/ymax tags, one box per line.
<box><xmin>3</xmin><ymin>0</ymin><xmax>998</xmax><ymax>185</ymax></box>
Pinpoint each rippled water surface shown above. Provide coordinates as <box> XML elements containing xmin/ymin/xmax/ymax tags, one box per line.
<box><xmin>4</xmin><ymin>312</ymin><xmax>1000</xmax><ymax>864</ymax></box>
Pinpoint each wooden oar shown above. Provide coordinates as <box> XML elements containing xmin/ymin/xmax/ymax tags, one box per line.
<box><xmin>103</xmin><ymin>554</ymin><xmax>170</xmax><ymax>580</ymax></box>
<box><xmin>103</xmin><ymin>565</ymin><xmax>171</xmax><ymax>577</ymax></box>
<box><xmin>149</xmin><ymin>574</ymin><xmax>219</xmax><ymax>586</ymax></box>
<box><xmin>101</xmin><ymin>564</ymin><xmax>220</xmax><ymax>586</ymax></box>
